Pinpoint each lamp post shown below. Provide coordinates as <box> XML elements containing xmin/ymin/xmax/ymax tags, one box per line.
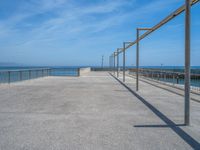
<box><xmin>136</xmin><ymin>28</ymin><xmax>153</xmax><ymax>91</ymax></box>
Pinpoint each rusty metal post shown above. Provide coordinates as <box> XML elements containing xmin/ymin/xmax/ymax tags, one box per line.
<box><xmin>117</xmin><ymin>49</ymin><xmax>119</xmax><ymax>78</ymax></box>
<box><xmin>110</xmin><ymin>56</ymin><xmax>112</xmax><ymax>72</ymax></box>
<box><xmin>185</xmin><ymin>0</ymin><xmax>191</xmax><ymax>126</ymax></box>
<box><xmin>114</xmin><ymin>53</ymin><xmax>116</xmax><ymax>75</ymax></box>
<box><xmin>123</xmin><ymin>43</ymin><xmax>126</xmax><ymax>82</ymax></box>
<box><xmin>136</xmin><ymin>28</ymin><xmax>139</xmax><ymax>91</ymax></box>
<box><xmin>110</xmin><ymin>56</ymin><xmax>111</xmax><ymax>71</ymax></box>
<box><xmin>136</xmin><ymin>28</ymin><xmax>152</xmax><ymax>91</ymax></box>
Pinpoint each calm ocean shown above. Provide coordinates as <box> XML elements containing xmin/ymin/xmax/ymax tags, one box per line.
<box><xmin>1</xmin><ymin>66</ymin><xmax>200</xmax><ymax>70</ymax></box>
<box><xmin>0</xmin><ymin>66</ymin><xmax>199</xmax><ymax>87</ymax></box>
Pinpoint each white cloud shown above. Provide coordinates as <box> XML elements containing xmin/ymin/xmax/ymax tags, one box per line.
<box><xmin>0</xmin><ymin>0</ymin><xmax>184</xmax><ymax>50</ymax></box>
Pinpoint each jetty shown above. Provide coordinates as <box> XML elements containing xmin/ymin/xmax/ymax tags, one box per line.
<box><xmin>0</xmin><ymin>71</ymin><xmax>199</xmax><ymax>149</ymax></box>
<box><xmin>0</xmin><ymin>0</ymin><xmax>199</xmax><ymax>149</ymax></box>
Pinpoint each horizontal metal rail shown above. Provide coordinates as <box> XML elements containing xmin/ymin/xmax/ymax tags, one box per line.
<box><xmin>0</xmin><ymin>68</ymin><xmax>80</xmax><ymax>84</ymax></box>
<box><xmin>129</xmin><ymin>69</ymin><xmax>200</xmax><ymax>92</ymax></box>
<box><xmin>129</xmin><ymin>68</ymin><xmax>200</xmax><ymax>77</ymax></box>
<box><xmin>0</xmin><ymin>68</ymin><xmax>50</xmax><ymax>73</ymax></box>
<box><xmin>116</xmin><ymin>0</ymin><xmax>199</xmax><ymax>54</ymax></box>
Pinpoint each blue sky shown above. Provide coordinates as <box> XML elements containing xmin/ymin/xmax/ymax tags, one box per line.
<box><xmin>0</xmin><ymin>0</ymin><xmax>199</xmax><ymax>66</ymax></box>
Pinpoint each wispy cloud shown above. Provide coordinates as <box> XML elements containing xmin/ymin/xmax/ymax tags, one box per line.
<box><xmin>1</xmin><ymin>0</ymin><xmax>196</xmax><ymax>65</ymax></box>
<box><xmin>0</xmin><ymin>0</ymin><xmax>133</xmax><ymax>45</ymax></box>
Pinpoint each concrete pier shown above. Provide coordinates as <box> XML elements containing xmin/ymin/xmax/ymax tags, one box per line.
<box><xmin>0</xmin><ymin>71</ymin><xmax>199</xmax><ymax>149</ymax></box>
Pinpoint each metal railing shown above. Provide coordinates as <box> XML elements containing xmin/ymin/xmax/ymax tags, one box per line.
<box><xmin>0</xmin><ymin>68</ymin><xmax>50</xmax><ymax>84</ymax></box>
<box><xmin>109</xmin><ymin>0</ymin><xmax>200</xmax><ymax>125</ymax></box>
<box><xmin>129</xmin><ymin>68</ymin><xmax>200</xmax><ymax>93</ymax></box>
<box><xmin>91</xmin><ymin>67</ymin><xmax>116</xmax><ymax>71</ymax></box>
<box><xmin>50</xmin><ymin>68</ymin><xmax>80</xmax><ymax>76</ymax></box>
<box><xmin>0</xmin><ymin>68</ymin><xmax>80</xmax><ymax>84</ymax></box>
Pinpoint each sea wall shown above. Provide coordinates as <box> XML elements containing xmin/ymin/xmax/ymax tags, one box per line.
<box><xmin>79</xmin><ymin>67</ymin><xmax>91</xmax><ymax>76</ymax></box>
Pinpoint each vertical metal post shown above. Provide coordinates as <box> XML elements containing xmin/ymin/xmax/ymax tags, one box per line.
<box><xmin>112</xmin><ymin>55</ymin><xmax>114</xmax><ymax>73</ymax></box>
<box><xmin>110</xmin><ymin>56</ymin><xmax>111</xmax><ymax>71</ymax></box>
<box><xmin>109</xmin><ymin>56</ymin><xmax>110</xmax><ymax>71</ymax></box>
<box><xmin>117</xmin><ymin>49</ymin><xmax>119</xmax><ymax>78</ymax></box>
<box><xmin>101</xmin><ymin>55</ymin><xmax>104</xmax><ymax>69</ymax></box>
<box><xmin>123</xmin><ymin>43</ymin><xmax>126</xmax><ymax>82</ymax></box>
<box><xmin>29</xmin><ymin>70</ymin><xmax>31</xmax><ymax>79</ymax></box>
<box><xmin>20</xmin><ymin>71</ymin><xmax>22</xmax><ymax>81</ymax></box>
<box><xmin>114</xmin><ymin>53</ymin><xmax>116</xmax><ymax>75</ymax></box>
<box><xmin>136</xmin><ymin>29</ymin><xmax>139</xmax><ymax>91</ymax></box>
<box><xmin>111</xmin><ymin>56</ymin><xmax>112</xmax><ymax>71</ymax></box>
<box><xmin>109</xmin><ymin>56</ymin><xmax>111</xmax><ymax>71</ymax></box>
<box><xmin>185</xmin><ymin>0</ymin><xmax>190</xmax><ymax>126</ymax></box>
<box><xmin>177</xmin><ymin>74</ymin><xmax>179</xmax><ymax>84</ymax></box>
<box><xmin>8</xmin><ymin>71</ymin><xmax>10</xmax><ymax>84</ymax></box>
<box><xmin>78</xmin><ymin>68</ymin><xmax>80</xmax><ymax>76</ymax></box>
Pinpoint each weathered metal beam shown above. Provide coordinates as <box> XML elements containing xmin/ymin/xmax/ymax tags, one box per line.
<box><xmin>115</xmin><ymin>48</ymin><xmax>123</xmax><ymax>54</ymax></box>
<box><xmin>114</xmin><ymin>52</ymin><xmax>116</xmax><ymax>75</ymax></box>
<box><xmin>185</xmin><ymin>0</ymin><xmax>191</xmax><ymax>126</ymax></box>
<box><xmin>123</xmin><ymin>43</ymin><xmax>126</xmax><ymax>82</ymax></box>
<box><xmin>122</xmin><ymin>42</ymin><xmax>132</xmax><ymax>82</ymax></box>
<box><xmin>117</xmin><ymin>0</ymin><xmax>199</xmax><ymax>55</ymax></box>
<box><xmin>138</xmin><ymin>28</ymin><xmax>153</xmax><ymax>31</ymax></box>
<box><xmin>117</xmin><ymin>49</ymin><xmax>119</xmax><ymax>77</ymax></box>
<box><xmin>136</xmin><ymin>29</ymin><xmax>139</xmax><ymax>91</ymax></box>
<box><xmin>136</xmin><ymin>28</ymin><xmax>152</xmax><ymax>91</ymax></box>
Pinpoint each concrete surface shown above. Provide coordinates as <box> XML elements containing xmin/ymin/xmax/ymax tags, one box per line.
<box><xmin>0</xmin><ymin>71</ymin><xmax>199</xmax><ymax>150</ymax></box>
<box><xmin>79</xmin><ymin>67</ymin><xmax>91</xmax><ymax>76</ymax></box>
<box><xmin>125</xmin><ymin>73</ymin><xmax>200</xmax><ymax>103</ymax></box>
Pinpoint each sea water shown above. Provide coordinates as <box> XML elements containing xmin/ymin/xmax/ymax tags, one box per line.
<box><xmin>0</xmin><ymin>66</ymin><xmax>80</xmax><ymax>83</ymax></box>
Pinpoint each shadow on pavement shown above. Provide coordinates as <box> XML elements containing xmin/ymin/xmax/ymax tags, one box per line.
<box><xmin>109</xmin><ymin>73</ymin><xmax>200</xmax><ymax>149</ymax></box>
<box><xmin>134</xmin><ymin>124</ymin><xmax>185</xmax><ymax>128</ymax></box>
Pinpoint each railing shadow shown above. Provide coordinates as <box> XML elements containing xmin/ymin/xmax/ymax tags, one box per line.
<box><xmin>109</xmin><ymin>73</ymin><xmax>200</xmax><ymax>149</ymax></box>
<box><xmin>134</xmin><ymin>124</ymin><xmax>185</xmax><ymax>128</ymax></box>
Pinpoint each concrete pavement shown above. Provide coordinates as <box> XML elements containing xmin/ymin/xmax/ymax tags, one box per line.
<box><xmin>0</xmin><ymin>71</ymin><xmax>199</xmax><ymax>150</ymax></box>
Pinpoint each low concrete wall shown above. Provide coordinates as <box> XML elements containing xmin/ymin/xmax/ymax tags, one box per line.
<box><xmin>79</xmin><ymin>67</ymin><xmax>91</xmax><ymax>76</ymax></box>
<box><xmin>91</xmin><ymin>67</ymin><xmax>129</xmax><ymax>71</ymax></box>
<box><xmin>91</xmin><ymin>67</ymin><xmax>112</xmax><ymax>71</ymax></box>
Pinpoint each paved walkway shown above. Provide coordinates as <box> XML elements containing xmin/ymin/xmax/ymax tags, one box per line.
<box><xmin>125</xmin><ymin>73</ymin><xmax>200</xmax><ymax>102</ymax></box>
<box><xmin>0</xmin><ymin>72</ymin><xmax>199</xmax><ymax>150</ymax></box>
